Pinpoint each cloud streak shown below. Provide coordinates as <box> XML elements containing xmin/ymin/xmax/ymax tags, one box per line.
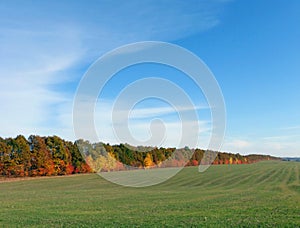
<box><xmin>93</xmin><ymin>100</ymin><xmax>212</xmax><ymax>148</ymax></box>
<box><xmin>129</xmin><ymin>105</ymin><xmax>209</xmax><ymax>119</ymax></box>
<box><xmin>222</xmin><ymin>135</ymin><xmax>300</xmax><ymax>157</ymax></box>
<box><xmin>0</xmin><ymin>0</ymin><xmax>228</xmax><ymax>143</ymax></box>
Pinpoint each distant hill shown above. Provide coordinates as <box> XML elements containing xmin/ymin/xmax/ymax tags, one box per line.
<box><xmin>282</xmin><ymin>157</ymin><xmax>300</xmax><ymax>162</ymax></box>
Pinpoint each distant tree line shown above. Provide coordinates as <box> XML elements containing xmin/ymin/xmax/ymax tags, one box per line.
<box><xmin>76</xmin><ymin>140</ymin><xmax>280</xmax><ymax>172</ymax></box>
<box><xmin>0</xmin><ymin>135</ymin><xmax>280</xmax><ymax>177</ymax></box>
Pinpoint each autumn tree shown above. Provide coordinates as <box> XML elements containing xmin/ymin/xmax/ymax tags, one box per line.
<box><xmin>29</xmin><ymin>135</ymin><xmax>54</xmax><ymax>176</ymax></box>
<box><xmin>144</xmin><ymin>153</ymin><xmax>154</xmax><ymax>168</ymax></box>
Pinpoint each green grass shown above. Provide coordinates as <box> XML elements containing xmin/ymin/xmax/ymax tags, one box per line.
<box><xmin>0</xmin><ymin>161</ymin><xmax>299</xmax><ymax>227</ymax></box>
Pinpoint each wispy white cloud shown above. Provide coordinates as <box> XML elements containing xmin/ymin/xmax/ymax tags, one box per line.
<box><xmin>281</xmin><ymin>125</ymin><xmax>300</xmax><ymax>130</ymax></box>
<box><xmin>91</xmin><ymin>100</ymin><xmax>212</xmax><ymax>148</ymax></box>
<box><xmin>0</xmin><ymin>0</ymin><xmax>229</xmax><ymax>140</ymax></box>
<box><xmin>263</xmin><ymin>134</ymin><xmax>300</xmax><ymax>140</ymax></box>
<box><xmin>0</xmin><ymin>25</ymin><xmax>85</xmax><ymax>138</ymax></box>
<box><xmin>129</xmin><ymin>105</ymin><xmax>209</xmax><ymax>119</ymax></box>
<box><xmin>223</xmin><ymin>139</ymin><xmax>252</xmax><ymax>150</ymax></box>
<box><xmin>222</xmin><ymin>135</ymin><xmax>300</xmax><ymax>157</ymax></box>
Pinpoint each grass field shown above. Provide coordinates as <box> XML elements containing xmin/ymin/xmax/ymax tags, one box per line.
<box><xmin>0</xmin><ymin>161</ymin><xmax>299</xmax><ymax>227</ymax></box>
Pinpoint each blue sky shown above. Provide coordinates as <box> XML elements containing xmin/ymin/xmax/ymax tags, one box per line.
<box><xmin>0</xmin><ymin>0</ymin><xmax>299</xmax><ymax>156</ymax></box>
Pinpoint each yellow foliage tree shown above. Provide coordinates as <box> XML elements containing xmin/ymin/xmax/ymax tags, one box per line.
<box><xmin>106</xmin><ymin>152</ymin><xmax>116</xmax><ymax>171</ymax></box>
<box><xmin>94</xmin><ymin>156</ymin><xmax>107</xmax><ymax>172</ymax></box>
<box><xmin>85</xmin><ymin>155</ymin><xmax>96</xmax><ymax>171</ymax></box>
<box><xmin>144</xmin><ymin>153</ymin><xmax>154</xmax><ymax>168</ymax></box>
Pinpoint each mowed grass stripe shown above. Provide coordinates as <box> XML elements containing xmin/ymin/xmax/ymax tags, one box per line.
<box><xmin>281</xmin><ymin>163</ymin><xmax>300</xmax><ymax>195</ymax></box>
<box><xmin>296</xmin><ymin>164</ymin><xmax>300</xmax><ymax>185</ymax></box>
<box><xmin>198</xmin><ymin>165</ymin><xmax>261</xmax><ymax>189</ymax></box>
<box><xmin>255</xmin><ymin>164</ymin><xmax>287</xmax><ymax>188</ymax></box>
<box><xmin>242</xmin><ymin>162</ymin><xmax>285</xmax><ymax>190</ymax></box>
<box><xmin>235</xmin><ymin>164</ymin><xmax>284</xmax><ymax>190</ymax></box>
<box><xmin>195</xmin><ymin>163</ymin><xmax>273</xmax><ymax>190</ymax></box>
<box><xmin>260</xmin><ymin>165</ymin><xmax>288</xmax><ymax>191</ymax></box>
<box><xmin>287</xmin><ymin>164</ymin><xmax>299</xmax><ymax>185</ymax></box>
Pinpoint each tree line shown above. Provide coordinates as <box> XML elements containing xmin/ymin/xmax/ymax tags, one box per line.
<box><xmin>0</xmin><ymin>135</ymin><xmax>280</xmax><ymax>177</ymax></box>
<box><xmin>76</xmin><ymin>140</ymin><xmax>280</xmax><ymax>172</ymax></box>
<box><xmin>0</xmin><ymin>135</ymin><xmax>91</xmax><ymax>177</ymax></box>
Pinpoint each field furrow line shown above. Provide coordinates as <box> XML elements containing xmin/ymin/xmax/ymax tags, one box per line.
<box><xmin>255</xmin><ymin>165</ymin><xmax>286</xmax><ymax>189</ymax></box>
